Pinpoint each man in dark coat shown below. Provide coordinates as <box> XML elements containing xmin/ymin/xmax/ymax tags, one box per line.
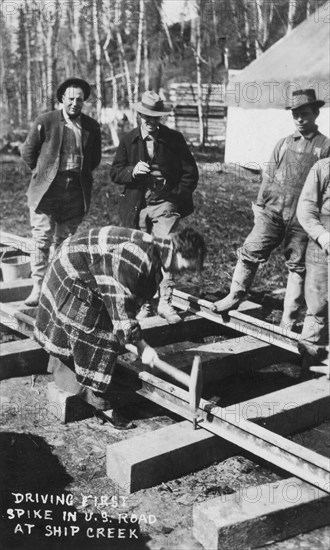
<box><xmin>21</xmin><ymin>77</ymin><xmax>102</xmax><ymax>307</ymax></box>
<box><xmin>110</xmin><ymin>91</ymin><xmax>199</xmax><ymax>324</ymax></box>
<box><xmin>34</xmin><ymin>226</ymin><xmax>206</xmax><ymax>429</ymax></box>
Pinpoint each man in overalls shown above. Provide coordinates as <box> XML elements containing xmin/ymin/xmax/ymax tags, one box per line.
<box><xmin>213</xmin><ymin>89</ymin><xmax>329</xmax><ymax>330</ymax></box>
<box><xmin>297</xmin><ymin>158</ymin><xmax>329</xmax><ymax>373</ymax></box>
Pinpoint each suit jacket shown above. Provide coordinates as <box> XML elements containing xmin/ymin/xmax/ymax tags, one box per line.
<box><xmin>110</xmin><ymin>124</ymin><xmax>198</xmax><ymax>227</ymax></box>
<box><xmin>21</xmin><ymin>110</ymin><xmax>101</xmax><ymax>212</ymax></box>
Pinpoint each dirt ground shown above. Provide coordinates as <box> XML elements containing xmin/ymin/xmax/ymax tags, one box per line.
<box><xmin>0</xmin><ymin>153</ymin><xmax>329</xmax><ymax>549</ymax></box>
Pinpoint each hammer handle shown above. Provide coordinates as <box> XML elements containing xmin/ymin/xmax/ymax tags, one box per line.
<box><xmin>125</xmin><ymin>344</ymin><xmax>190</xmax><ymax>388</ymax></box>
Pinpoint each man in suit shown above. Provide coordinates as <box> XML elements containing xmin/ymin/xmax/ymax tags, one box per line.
<box><xmin>21</xmin><ymin>77</ymin><xmax>102</xmax><ymax>306</ymax></box>
<box><xmin>110</xmin><ymin>91</ymin><xmax>198</xmax><ymax>324</ymax></box>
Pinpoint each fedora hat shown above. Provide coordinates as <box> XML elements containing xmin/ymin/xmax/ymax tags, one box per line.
<box><xmin>285</xmin><ymin>88</ymin><xmax>325</xmax><ymax>110</ymax></box>
<box><xmin>134</xmin><ymin>91</ymin><xmax>172</xmax><ymax>117</ymax></box>
<box><xmin>56</xmin><ymin>78</ymin><xmax>91</xmax><ymax>102</ymax></box>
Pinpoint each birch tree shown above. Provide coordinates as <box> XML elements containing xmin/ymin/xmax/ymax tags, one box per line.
<box><xmin>115</xmin><ymin>0</ymin><xmax>133</xmax><ymax>108</ymax></box>
<box><xmin>65</xmin><ymin>0</ymin><xmax>82</xmax><ymax>75</ymax></box>
<box><xmin>193</xmin><ymin>1</ymin><xmax>204</xmax><ymax>145</ymax></box>
<box><xmin>92</xmin><ymin>0</ymin><xmax>102</xmax><ymax>120</ymax></box>
<box><xmin>0</xmin><ymin>5</ymin><xmax>9</xmax><ymax>136</ymax></box>
<box><xmin>254</xmin><ymin>0</ymin><xmax>274</xmax><ymax>56</ymax></box>
<box><xmin>134</xmin><ymin>0</ymin><xmax>145</xmax><ymax>102</ymax></box>
<box><xmin>40</xmin><ymin>0</ymin><xmax>61</xmax><ymax>111</ymax></box>
<box><xmin>23</xmin><ymin>0</ymin><xmax>33</xmax><ymax>121</ymax></box>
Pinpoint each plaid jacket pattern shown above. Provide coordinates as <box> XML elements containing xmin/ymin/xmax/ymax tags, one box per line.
<box><xmin>35</xmin><ymin>226</ymin><xmax>172</xmax><ymax>393</ymax></box>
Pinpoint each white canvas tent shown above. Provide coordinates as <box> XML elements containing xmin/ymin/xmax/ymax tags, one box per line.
<box><xmin>224</xmin><ymin>5</ymin><xmax>330</xmax><ymax>168</ymax></box>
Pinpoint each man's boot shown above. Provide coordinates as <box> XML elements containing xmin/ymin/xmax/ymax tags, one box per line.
<box><xmin>280</xmin><ymin>271</ymin><xmax>305</xmax><ymax>331</ymax></box>
<box><xmin>136</xmin><ymin>301</ymin><xmax>154</xmax><ymax>320</ymax></box>
<box><xmin>25</xmin><ymin>243</ymin><xmax>50</xmax><ymax>307</ymax></box>
<box><xmin>213</xmin><ymin>260</ymin><xmax>258</xmax><ymax>313</ymax></box>
<box><xmin>157</xmin><ymin>284</ymin><xmax>182</xmax><ymax>324</ymax></box>
<box><xmin>24</xmin><ymin>279</ymin><xmax>43</xmax><ymax>307</ymax></box>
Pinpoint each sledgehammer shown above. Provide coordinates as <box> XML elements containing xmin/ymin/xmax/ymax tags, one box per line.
<box><xmin>126</xmin><ymin>345</ymin><xmax>203</xmax><ymax>429</ymax></box>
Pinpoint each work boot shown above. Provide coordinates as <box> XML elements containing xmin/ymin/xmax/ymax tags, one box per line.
<box><xmin>157</xmin><ymin>286</ymin><xmax>182</xmax><ymax>324</ymax></box>
<box><xmin>280</xmin><ymin>271</ymin><xmax>305</xmax><ymax>331</ymax></box>
<box><xmin>136</xmin><ymin>301</ymin><xmax>154</xmax><ymax>320</ymax></box>
<box><xmin>98</xmin><ymin>409</ymin><xmax>135</xmax><ymax>430</ymax></box>
<box><xmin>24</xmin><ymin>280</ymin><xmax>43</xmax><ymax>307</ymax></box>
<box><xmin>81</xmin><ymin>388</ymin><xmax>135</xmax><ymax>430</ymax></box>
<box><xmin>213</xmin><ymin>260</ymin><xmax>258</xmax><ymax>313</ymax></box>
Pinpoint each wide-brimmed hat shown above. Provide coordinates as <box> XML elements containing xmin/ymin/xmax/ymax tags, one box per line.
<box><xmin>285</xmin><ymin>89</ymin><xmax>325</xmax><ymax>110</ymax></box>
<box><xmin>56</xmin><ymin>78</ymin><xmax>91</xmax><ymax>102</ymax></box>
<box><xmin>134</xmin><ymin>91</ymin><xmax>172</xmax><ymax>117</ymax></box>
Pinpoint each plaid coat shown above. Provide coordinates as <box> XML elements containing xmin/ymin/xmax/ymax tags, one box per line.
<box><xmin>35</xmin><ymin>226</ymin><xmax>172</xmax><ymax>393</ymax></box>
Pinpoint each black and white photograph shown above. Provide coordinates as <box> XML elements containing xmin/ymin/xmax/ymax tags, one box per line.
<box><xmin>0</xmin><ymin>1</ymin><xmax>329</xmax><ymax>549</ymax></box>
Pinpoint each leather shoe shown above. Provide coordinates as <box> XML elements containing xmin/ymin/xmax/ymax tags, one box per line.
<box><xmin>98</xmin><ymin>409</ymin><xmax>136</xmax><ymax>430</ymax></box>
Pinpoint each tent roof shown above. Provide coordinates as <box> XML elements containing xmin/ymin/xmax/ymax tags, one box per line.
<box><xmin>225</xmin><ymin>6</ymin><xmax>330</xmax><ymax>109</ymax></box>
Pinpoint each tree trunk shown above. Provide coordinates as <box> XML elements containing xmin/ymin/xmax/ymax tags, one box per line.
<box><xmin>287</xmin><ymin>0</ymin><xmax>299</xmax><ymax>32</ymax></box>
<box><xmin>195</xmin><ymin>2</ymin><xmax>204</xmax><ymax>146</ymax></box>
<box><xmin>0</xmin><ymin>4</ymin><xmax>10</xmax><ymax>134</ymax></box>
<box><xmin>41</xmin><ymin>0</ymin><xmax>60</xmax><ymax>110</ymax></box>
<box><xmin>254</xmin><ymin>0</ymin><xmax>274</xmax><ymax>56</ymax></box>
<box><xmin>116</xmin><ymin>30</ymin><xmax>133</xmax><ymax>108</ymax></box>
<box><xmin>92</xmin><ymin>0</ymin><xmax>102</xmax><ymax>121</ymax></box>
<box><xmin>24</xmin><ymin>0</ymin><xmax>33</xmax><ymax>121</ymax></box>
<box><xmin>66</xmin><ymin>0</ymin><xmax>81</xmax><ymax>75</ymax></box>
<box><xmin>143</xmin><ymin>18</ymin><xmax>149</xmax><ymax>91</ymax></box>
<box><xmin>134</xmin><ymin>0</ymin><xmax>145</xmax><ymax>102</ymax></box>
<box><xmin>103</xmin><ymin>31</ymin><xmax>118</xmax><ymax>108</ymax></box>
<box><xmin>229</xmin><ymin>0</ymin><xmax>249</xmax><ymax>63</ymax></box>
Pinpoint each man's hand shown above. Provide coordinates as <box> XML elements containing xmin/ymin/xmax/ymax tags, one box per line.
<box><xmin>318</xmin><ymin>232</ymin><xmax>330</xmax><ymax>255</ymax></box>
<box><xmin>132</xmin><ymin>161</ymin><xmax>150</xmax><ymax>178</ymax></box>
<box><xmin>141</xmin><ymin>346</ymin><xmax>159</xmax><ymax>368</ymax></box>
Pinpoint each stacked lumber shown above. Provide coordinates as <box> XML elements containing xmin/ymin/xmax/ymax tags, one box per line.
<box><xmin>168</xmin><ymin>82</ymin><xmax>227</xmax><ymax>144</ymax></box>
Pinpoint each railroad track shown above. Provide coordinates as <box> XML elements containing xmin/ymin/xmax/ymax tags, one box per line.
<box><xmin>1</xmin><ymin>232</ymin><xmax>329</xmax><ymax>549</ymax></box>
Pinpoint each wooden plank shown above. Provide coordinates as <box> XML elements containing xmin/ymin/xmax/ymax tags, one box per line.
<box><xmin>0</xmin><ymin>230</ymin><xmax>33</xmax><ymax>252</ymax></box>
<box><xmin>0</xmin><ymin>301</ymin><xmax>35</xmax><ymax>337</ymax></box>
<box><xmin>172</xmin><ymin>289</ymin><xmax>300</xmax><ymax>354</ymax></box>
<box><xmin>47</xmin><ymin>381</ymin><xmax>95</xmax><ymax>423</ymax></box>
<box><xmin>0</xmin><ymin>338</ymin><xmax>48</xmax><ymax>379</ymax></box>
<box><xmin>155</xmin><ymin>336</ymin><xmax>294</xmax><ymax>383</ymax></box>
<box><xmin>106</xmin><ymin>420</ymin><xmax>237</xmax><ymax>493</ymax></box>
<box><xmin>193</xmin><ymin>477</ymin><xmax>330</xmax><ymax>550</ymax></box>
<box><xmin>138</xmin><ymin>372</ymin><xmax>330</xmax><ymax>492</ymax></box>
<box><xmin>140</xmin><ymin>314</ymin><xmax>226</xmax><ymax>347</ymax></box>
<box><xmin>0</xmin><ymin>302</ymin><xmax>227</xmax><ymax>346</ymax></box>
<box><xmin>238</xmin><ymin>378</ymin><xmax>330</xmax><ymax>435</ymax></box>
<box><xmin>0</xmin><ymin>278</ymin><xmax>32</xmax><ymax>302</ymax></box>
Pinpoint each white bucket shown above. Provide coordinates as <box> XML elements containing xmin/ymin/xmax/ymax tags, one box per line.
<box><xmin>1</xmin><ymin>254</ymin><xmax>31</xmax><ymax>281</ymax></box>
